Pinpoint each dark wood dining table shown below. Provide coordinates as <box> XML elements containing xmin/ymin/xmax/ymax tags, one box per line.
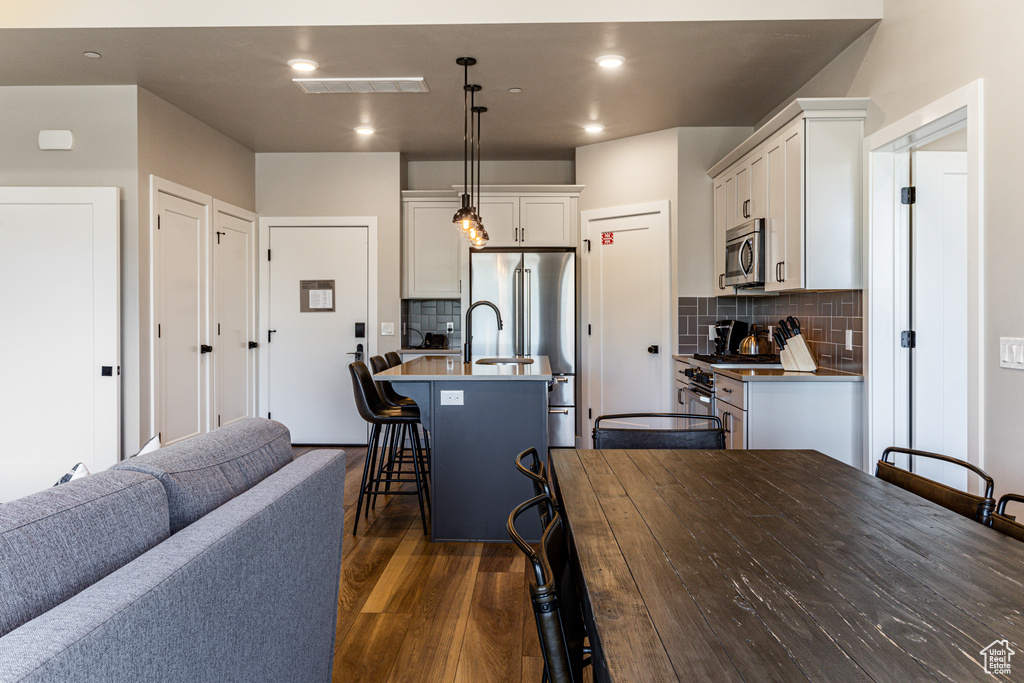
<box><xmin>549</xmin><ymin>448</ymin><xmax>1024</xmax><ymax>682</ymax></box>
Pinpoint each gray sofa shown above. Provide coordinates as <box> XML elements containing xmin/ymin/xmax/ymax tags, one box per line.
<box><xmin>0</xmin><ymin>418</ymin><xmax>346</xmax><ymax>683</ymax></box>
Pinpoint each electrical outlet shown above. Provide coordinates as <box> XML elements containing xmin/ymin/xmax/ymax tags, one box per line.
<box><xmin>708</xmin><ymin>325</ymin><xmax>716</xmax><ymax>340</ymax></box>
<box><xmin>381</xmin><ymin>322</ymin><xmax>395</xmax><ymax>336</ymax></box>
<box><xmin>1000</xmin><ymin>337</ymin><xmax>1024</xmax><ymax>370</ymax></box>
<box><xmin>440</xmin><ymin>390</ymin><xmax>464</xmax><ymax>405</ymax></box>
<box><xmin>446</xmin><ymin>322</ymin><xmax>454</xmax><ymax>333</ymax></box>
<box><xmin>846</xmin><ymin>329</ymin><xmax>853</xmax><ymax>351</ymax></box>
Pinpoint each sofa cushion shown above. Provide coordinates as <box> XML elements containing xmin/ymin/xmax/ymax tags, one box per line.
<box><xmin>0</xmin><ymin>470</ymin><xmax>169</xmax><ymax>638</ymax></box>
<box><xmin>112</xmin><ymin>418</ymin><xmax>292</xmax><ymax>532</ymax></box>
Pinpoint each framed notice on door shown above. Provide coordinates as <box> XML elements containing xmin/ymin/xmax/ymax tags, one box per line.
<box><xmin>300</xmin><ymin>280</ymin><xmax>335</xmax><ymax>312</ymax></box>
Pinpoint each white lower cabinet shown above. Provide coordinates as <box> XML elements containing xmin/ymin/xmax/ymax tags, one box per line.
<box><xmin>713</xmin><ymin>372</ymin><xmax>863</xmax><ymax>467</ymax></box>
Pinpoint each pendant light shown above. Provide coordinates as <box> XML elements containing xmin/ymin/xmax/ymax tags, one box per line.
<box><xmin>468</xmin><ymin>104</ymin><xmax>489</xmax><ymax>247</ymax></box>
<box><xmin>452</xmin><ymin>57</ymin><xmax>478</xmax><ymax>231</ymax></box>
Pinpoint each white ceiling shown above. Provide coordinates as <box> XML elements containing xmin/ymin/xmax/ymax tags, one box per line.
<box><xmin>0</xmin><ymin>20</ymin><xmax>878</xmax><ymax>160</ymax></box>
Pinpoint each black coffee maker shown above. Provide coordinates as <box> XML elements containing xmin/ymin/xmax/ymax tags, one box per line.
<box><xmin>714</xmin><ymin>320</ymin><xmax>749</xmax><ymax>354</ymax></box>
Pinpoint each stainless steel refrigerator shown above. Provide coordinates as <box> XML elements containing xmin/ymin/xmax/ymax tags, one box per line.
<box><xmin>469</xmin><ymin>249</ymin><xmax>576</xmax><ymax>447</ymax></box>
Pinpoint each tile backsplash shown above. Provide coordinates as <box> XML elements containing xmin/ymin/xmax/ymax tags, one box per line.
<box><xmin>402</xmin><ymin>299</ymin><xmax>461</xmax><ymax>349</ymax></box>
<box><xmin>678</xmin><ymin>291</ymin><xmax>863</xmax><ymax>374</ymax></box>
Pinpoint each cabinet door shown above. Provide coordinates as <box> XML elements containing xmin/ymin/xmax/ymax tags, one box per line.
<box><xmin>713</xmin><ymin>180</ymin><xmax>733</xmax><ymax>294</ymax></box>
<box><xmin>715</xmin><ymin>401</ymin><xmax>746</xmax><ymax>449</ymax></box>
<box><xmin>749</xmin><ymin>153</ymin><xmax>766</xmax><ymax>220</ymax></box>
<box><xmin>403</xmin><ymin>200</ymin><xmax>461</xmax><ymax>298</ymax></box>
<box><xmin>723</xmin><ymin>172</ymin><xmax>738</xmax><ymax>232</ymax></box>
<box><xmin>764</xmin><ymin>119</ymin><xmax>803</xmax><ymax>292</ymax></box>
<box><xmin>735</xmin><ymin>165</ymin><xmax>751</xmax><ymax>221</ymax></box>
<box><xmin>477</xmin><ymin>196</ymin><xmax>518</xmax><ymax>247</ymax></box>
<box><xmin>520</xmin><ymin>195</ymin><xmax>573</xmax><ymax>246</ymax></box>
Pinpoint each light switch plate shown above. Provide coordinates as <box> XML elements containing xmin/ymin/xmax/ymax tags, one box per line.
<box><xmin>381</xmin><ymin>322</ymin><xmax>395</xmax><ymax>336</ymax></box>
<box><xmin>708</xmin><ymin>325</ymin><xmax>716</xmax><ymax>340</ymax></box>
<box><xmin>1000</xmin><ymin>337</ymin><xmax>1024</xmax><ymax>369</ymax></box>
<box><xmin>846</xmin><ymin>329</ymin><xmax>854</xmax><ymax>351</ymax></box>
<box><xmin>440</xmin><ymin>390</ymin><xmax>463</xmax><ymax>405</ymax></box>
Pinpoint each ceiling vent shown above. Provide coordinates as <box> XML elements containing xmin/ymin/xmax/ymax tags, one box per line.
<box><xmin>293</xmin><ymin>78</ymin><xmax>428</xmax><ymax>94</ymax></box>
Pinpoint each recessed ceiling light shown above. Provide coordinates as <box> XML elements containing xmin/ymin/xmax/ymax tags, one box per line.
<box><xmin>584</xmin><ymin>124</ymin><xmax>605</xmax><ymax>134</ymax></box>
<box><xmin>288</xmin><ymin>59</ymin><xmax>319</xmax><ymax>72</ymax></box>
<box><xmin>595</xmin><ymin>55</ymin><xmax>625</xmax><ymax>68</ymax></box>
<box><xmin>83</xmin><ymin>51</ymin><xmax>101</xmax><ymax>59</ymax></box>
<box><xmin>354</xmin><ymin>126</ymin><xmax>376</xmax><ymax>135</ymax></box>
<box><xmin>509</xmin><ymin>87</ymin><xmax>523</xmax><ymax>94</ymax></box>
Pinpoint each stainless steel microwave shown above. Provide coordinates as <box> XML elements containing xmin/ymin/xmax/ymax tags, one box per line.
<box><xmin>723</xmin><ymin>218</ymin><xmax>765</xmax><ymax>288</ymax></box>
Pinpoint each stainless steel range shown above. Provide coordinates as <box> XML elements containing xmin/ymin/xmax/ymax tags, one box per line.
<box><xmin>676</xmin><ymin>353</ymin><xmax>782</xmax><ymax>418</ymax></box>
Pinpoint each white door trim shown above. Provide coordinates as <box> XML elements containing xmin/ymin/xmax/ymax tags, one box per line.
<box><xmin>864</xmin><ymin>79</ymin><xmax>984</xmax><ymax>479</ymax></box>
<box><xmin>257</xmin><ymin>216</ymin><xmax>379</xmax><ymax>418</ymax></box>
<box><xmin>580</xmin><ymin>200</ymin><xmax>672</xmax><ymax>446</ymax></box>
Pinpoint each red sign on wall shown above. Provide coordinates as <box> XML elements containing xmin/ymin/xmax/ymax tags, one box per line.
<box><xmin>601</xmin><ymin>232</ymin><xmax>614</xmax><ymax>245</ymax></box>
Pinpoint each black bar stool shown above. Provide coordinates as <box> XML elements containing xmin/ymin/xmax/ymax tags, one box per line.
<box><xmin>384</xmin><ymin>351</ymin><xmax>403</xmax><ymax>368</ymax></box>
<box><xmin>374</xmin><ymin>354</ymin><xmax>432</xmax><ymax>480</ymax></box>
<box><xmin>349</xmin><ymin>361</ymin><xmax>429</xmax><ymax>535</ymax></box>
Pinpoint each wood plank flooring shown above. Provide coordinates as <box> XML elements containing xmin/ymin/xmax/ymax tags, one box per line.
<box><xmin>293</xmin><ymin>445</ymin><xmax>566</xmax><ymax>683</ymax></box>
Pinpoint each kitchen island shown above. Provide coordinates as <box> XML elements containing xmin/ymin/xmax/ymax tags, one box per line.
<box><xmin>375</xmin><ymin>355</ymin><xmax>552</xmax><ymax>542</ymax></box>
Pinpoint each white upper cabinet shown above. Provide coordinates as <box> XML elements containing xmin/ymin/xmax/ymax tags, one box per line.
<box><xmin>473</xmin><ymin>186</ymin><xmax>582</xmax><ymax>248</ymax></box>
<box><xmin>709</xmin><ymin>98</ymin><xmax>868</xmax><ymax>294</ymax></box>
<box><xmin>402</xmin><ymin>196</ymin><xmax>462</xmax><ymax>299</ymax></box>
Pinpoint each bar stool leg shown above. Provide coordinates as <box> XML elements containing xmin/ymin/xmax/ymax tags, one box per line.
<box><xmin>411</xmin><ymin>427</ymin><xmax>430</xmax><ymax>511</ymax></box>
<box><xmin>353</xmin><ymin>423</ymin><xmax>381</xmax><ymax>535</ymax></box>
<box><xmin>408</xmin><ymin>431</ymin><xmax>429</xmax><ymax>535</ymax></box>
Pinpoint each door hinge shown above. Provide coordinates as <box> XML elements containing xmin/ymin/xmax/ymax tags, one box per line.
<box><xmin>217</xmin><ymin>323</ymin><xmax>221</xmax><ymax>336</ymax></box>
<box><xmin>267</xmin><ymin>249</ymin><xmax>271</xmax><ymax>261</ymax></box>
<box><xmin>157</xmin><ymin>215</ymin><xmax>161</xmax><ymax>230</ymax></box>
<box><xmin>157</xmin><ymin>323</ymin><xmax>161</xmax><ymax>339</ymax></box>
<box><xmin>588</xmin><ymin>324</ymin><xmax>592</xmax><ymax>336</ymax></box>
<box><xmin>218</xmin><ymin>414</ymin><xmax>221</xmax><ymax>427</ymax></box>
<box><xmin>584</xmin><ymin>239</ymin><xmax>591</xmax><ymax>253</ymax></box>
<box><xmin>901</xmin><ymin>330</ymin><xmax>916</xmax><ymax>348</ymax></box>
<box><xmin>267</xmin><ymin>412</ymin><xmax>271</xmax><ymax>420</ymax></box>
<box><xmin>588</xmin><ymin>408</ymin><xmax>592</xmax><ymax>420</ymax></box>
<box><xmin>901</xmin><ymin>186</ymin><xmax>916</xmax><ymax>205</ymax></box>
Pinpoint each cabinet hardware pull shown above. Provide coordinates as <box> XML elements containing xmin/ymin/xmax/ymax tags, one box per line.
<box><xmin>743</xmin><ymin>199</ymin><xmax>750</xmax><ymax>218</ymax></box>
<box><xmin>549</xmin><ymin>408</ymin><xmax>569</xmax><ymax>415</ymax></box>
<box><xmin>720</xmin><ymin>386</ymin><xmax>732</xmax><ymax>393</ymax></box>
<box><xmin>719</xmin><ymin>273</ymin><xmax>725</xmax><ymax>290</ymax></box>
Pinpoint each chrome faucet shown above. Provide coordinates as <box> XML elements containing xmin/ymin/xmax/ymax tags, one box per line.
<box><xmin>464</xmin><ymin>300</ymin><xmax>503</xmax><ymax>364</ymax></box>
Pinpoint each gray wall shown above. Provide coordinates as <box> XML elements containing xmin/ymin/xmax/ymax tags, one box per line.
<box><xmin>136</xmin><ymin>88</ymin><xmax>256</xmax><ymax>448</ymax></box>
<box><xmin>0</xmin><ymin>85</ymin><xmax>141</xmax><ymax>455</ymax></box>
<box><xmin>255</xmin><ymin>152</ymin><xmax>403</xmax><ymax>356</ymax></box>
<box><xmin>779</xmin><ymin>0</ymin><xmax>1024</xmax><ymax>494</ymax></box>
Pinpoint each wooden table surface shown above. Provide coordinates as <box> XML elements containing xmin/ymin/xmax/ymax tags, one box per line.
<box><xmin>549</xmin><ymin>448</ymin><xmax>1024</xmax><ymax>682</ymax></box>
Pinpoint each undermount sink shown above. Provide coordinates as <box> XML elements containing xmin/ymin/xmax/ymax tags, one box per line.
<box><xmin>475</xmin><ymin>357</ymin><xmax>535</xmax><ymax>365</ymax></box>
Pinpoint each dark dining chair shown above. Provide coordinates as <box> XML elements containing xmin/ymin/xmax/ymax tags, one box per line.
<box><xmin>515</xmin><ymin>447</ymin><xmax>556</xmax><ymax>526</ymax></box>
<box><xmin>508</xmin><ymin>493</ymin><xmax>590</xmax><ymax>683</ymax></box>
<box><xmin>592</xmin><ymin>413</ymin><xmax>725</xmax><ymax>449</ymax></box>
<box><xmin>876</xmin><ymin>446</ymin><xmax>996</xmax><ymax>524</ymax></box>
<box><xmin>989</xmin><ymin>493</ymin><xmax>1024</xmax><ymax>543</ymax></box>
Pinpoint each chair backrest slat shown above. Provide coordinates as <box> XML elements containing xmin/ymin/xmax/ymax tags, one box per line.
<box><xmin>592</xmin><ymin>412</ymin><xmax>724</xmax><ymax>450</ymax></box>
<box><xmin>876</xmin><ymin>447</ymin><xmax>996</xmax><ymax>524</ymax></box>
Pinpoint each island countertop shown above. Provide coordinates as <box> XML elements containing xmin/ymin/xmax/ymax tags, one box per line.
<box><xmin>376</xmin><ymin>354</ymin><xmax>552</xmax><ymax>381</ymax></box>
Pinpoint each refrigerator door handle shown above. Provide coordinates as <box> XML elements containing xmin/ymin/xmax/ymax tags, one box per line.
<box><xmin>524</xmin><ymin>269</ymin><xmax>532</xmax><ymax>357</ymax></box>
<box><xmin>513</xmin><ymin>267</ymin><xmax>522</xmax><ymax>357</ymax></box>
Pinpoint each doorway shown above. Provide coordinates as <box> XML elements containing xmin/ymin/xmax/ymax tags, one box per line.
<box><xmin>866</xmin><ymin>80</ymin><xmax>984</xmax><ymax>485</ymax></box>
<box><xmin>581</xmin><ymin>201</ymin><xmax>671</xmax><ymax>443</ymax></box>
<box><xmin>259</xmin><ymin>217</ymin><xmax>378</xmax><ymax>444</ymax></box>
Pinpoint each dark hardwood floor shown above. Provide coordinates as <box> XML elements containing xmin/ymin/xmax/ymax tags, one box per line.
<box><xmin>293</xmin><ymin>446</ymin><xmax>555</xmax><ymax>683</ymax></box>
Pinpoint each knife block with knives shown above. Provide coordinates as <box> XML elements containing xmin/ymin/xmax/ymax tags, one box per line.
<box><xmin>774</xmin><ymin>317</ymin><xmax>817</xmax><ymax>372</ymax></box>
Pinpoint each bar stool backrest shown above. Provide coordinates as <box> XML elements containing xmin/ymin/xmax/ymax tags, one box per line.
<box><xmin>348</xmin><ymin>361</ymin><xmax>391</xmax><ymax>423</ymax></box>
<box><xmin>368</xmin><ymin>355</ymin><xmax>389</xmax><ymax>374</ymax></box>
<box><xmin>876</xmin><ymin>446</ymin><xmax>996</xmax><ymax>524</ymax></box>
<box><xmin>385</xmin><ymin>351</ymin><xmax>402</xmax><ymax>368</ymax></box>
<box><xmin>515</xmin><ymin>448</ymin><xmax>555</xmax><ymax>526</ymax></box>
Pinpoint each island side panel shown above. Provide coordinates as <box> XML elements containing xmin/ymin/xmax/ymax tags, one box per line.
<box><xmin>431</xmin><ymin>379</ymin><xmax>547</xmax><ymax>542</ymax></box>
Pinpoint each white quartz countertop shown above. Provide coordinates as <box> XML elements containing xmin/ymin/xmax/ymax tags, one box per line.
<box><xmin>376</xmin><ymin>355</ymin><xmax>552</xmax><ymax>381</ymax></box>
<box><xmin>715</xmin><ymin>367</ymin><xmax>863</xmax><ymax>382</ymax></box>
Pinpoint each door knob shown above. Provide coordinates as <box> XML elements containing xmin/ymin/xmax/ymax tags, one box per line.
<box><xmin>648</xmin><ymin>345</ymin><xmax>659</xmax><ymax>354</ymax></box>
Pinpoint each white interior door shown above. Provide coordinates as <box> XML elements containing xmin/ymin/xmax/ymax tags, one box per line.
<box><xmin>0</xmin><ymin>187</ymin><xmax>119</xmax><ymax>501</ymax></box>
<box><xmin>213</xmin><ymin>201</ymin><xmax>257</xmax><ymax>429</ymax></box>
<box><xmin>910</xmin><ymin>150</ymin><xmax>968</xmax><ymax>486</ymax></box>
<box><xmin>267</xmin><ymin>224</ymin><xmax>370</xmax><ymax>444</ymax></box>
<box><xmin>156</xmin><ymin>190</ymin><xmax>210</xmax><ymax>446</ymax></box>
<box><xmin>583</xmin><ymin>202</ymin><xmax>671</xmax><ymax>441</ymax></box>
